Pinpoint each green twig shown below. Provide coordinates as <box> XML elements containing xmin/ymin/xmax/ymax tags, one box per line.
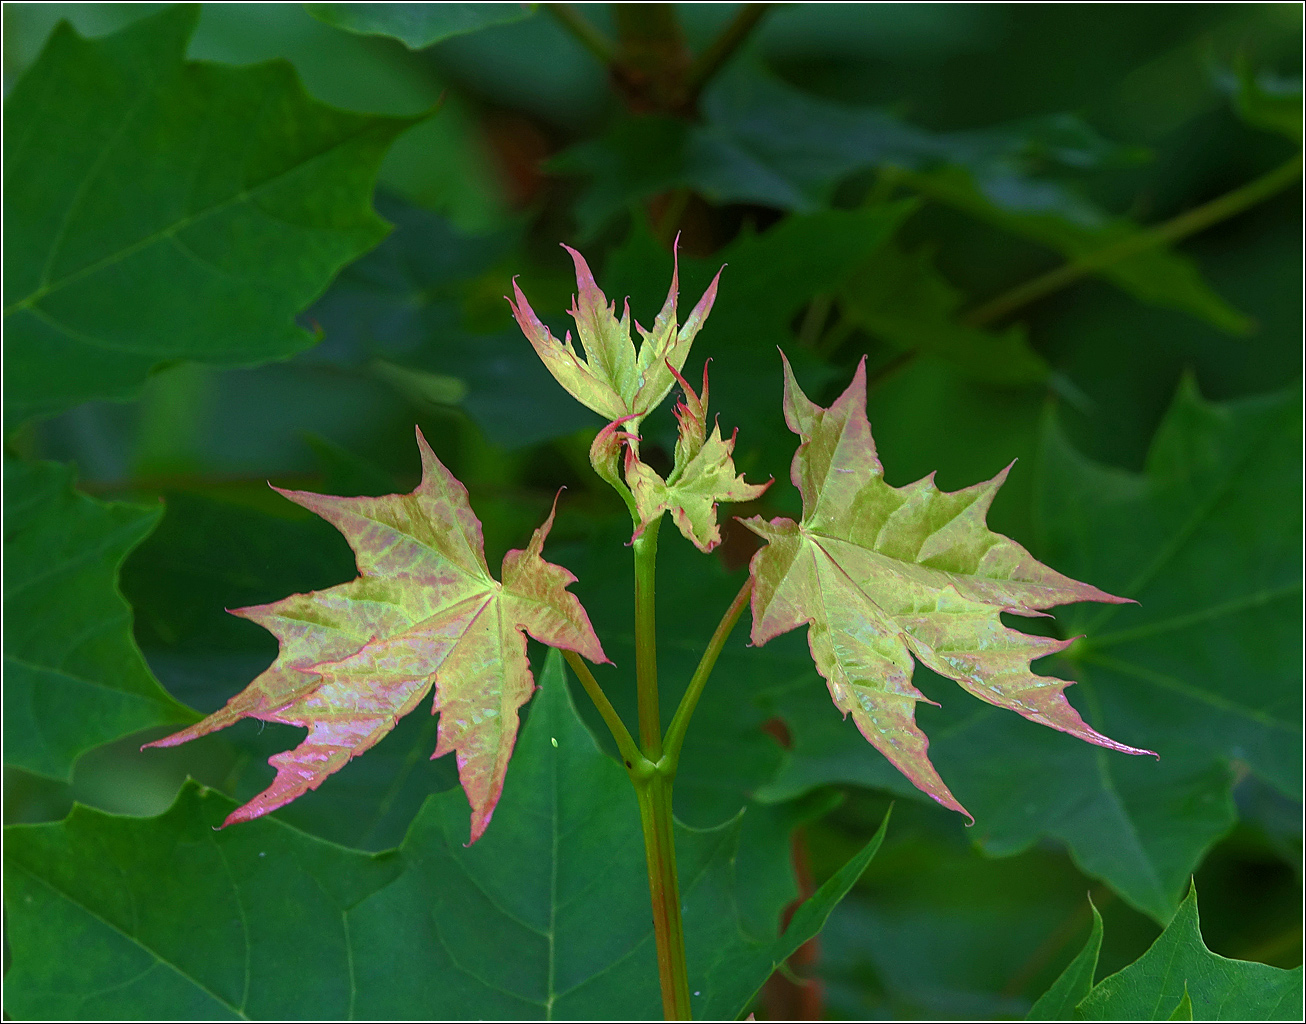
<box><xmin>684</xmin><ymin>3</ymin><xmax>774</xmax><ymax>104</ymax></box>
<box><xmin>562</xmin><ymin>650</ymin><xmax>647</xmax><ymax>771</ymax></box>
<box><xmin>962</xmin><ymin>153</ymin><xmax>1303</xmax><ymax>328</ymax></box>
<box><xmin>544</xmin><ymin>3</ymin><xmax>618</xmax><ymax>65</ymax></box>
<box><xmin>662</xmin><ymin>577</ymin><xmax>752</xmax><ymax>770</ymax></box>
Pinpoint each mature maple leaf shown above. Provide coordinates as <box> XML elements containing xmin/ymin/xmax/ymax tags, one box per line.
<box><xmin>147</xmin><ymin>427</ymin><xmax>607</xmax><ymax>842</ymax></box>
<box><xmin>508</xmin><ymin>241</ymin><xmax>721</xmax><ymax>430</ymax></box>
<box><xmin>743</xmin><ymin>356</ymin><xmax>1153</xmax><ymax>817</ymax></box>
<box><xmin>625</xmin><ymin>362</ymin><xmax>771</xmax><ymax>552</ymax></box>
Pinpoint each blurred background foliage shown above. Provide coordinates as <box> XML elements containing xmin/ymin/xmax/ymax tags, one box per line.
<box><xmin>3</xmin><ymin>3</ymin><xmax>1301</xmax><ymax>1019</ymax></box>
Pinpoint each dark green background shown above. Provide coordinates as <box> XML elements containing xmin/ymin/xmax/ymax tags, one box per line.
<box><xmin>4</xmin><ymin>3</ymin><xmax>1301</xmax><ymax>1020</ymax></box>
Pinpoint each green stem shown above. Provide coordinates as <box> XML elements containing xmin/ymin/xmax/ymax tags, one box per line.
<box><xmin>629</xmin><ymin>513</ymin><xmax>692</xmax><ymax>1019</ymax></box>
<box><xmin>633</xmin><ymin>516</ymin><xmax>664</xmax><ymax>758</ymax></box>
<box><xmin>562</xmin><ymin>650</ymin><xmax>646</xmax><ymax>771</ymax></box>
<box><xmin>543</xmin><ymin>3</ymin><xmax>618</xmax><ymax>65</ymax></box>
<box><xmin>962</xmin><ymin>153</ymin><xmax>1303</xmax><ymax>327</ymax></box>
<box><xmin>662</xmin><ymin>577</ymin><xmax>752</xmax><ymax>769</ymax></box>
<box><xmin>633</xmin><ymin>771</ymin><xmax>692</xmax><ymax>1019</ymax></box>
<box><xmin>683</xmin><ymin>3</ymin><xmax>775</xmax><ymax>105</ymax></box>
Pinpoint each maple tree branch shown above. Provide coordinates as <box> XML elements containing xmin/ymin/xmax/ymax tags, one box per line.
<box><xmin>543</xmin><ymin>3</ymin><xmax>618</xmax><ymax>65</ymax></box>
<box><xmin>562</xmin><ymin>649</ymin><xmax>646</xmax><ymax>770</ymax></box>
<box><xmin>962</xmin><ymin>152</ymin><xmax>1303</xmax><ymax>328</ymax></box>
<box><xmin>633</xmin><ymin>516</ymin><xmax>665</xmax><ymax>758</ymax></box>
<box><xmin>662</xmin><ymin>576</ymin><xmax>753</xmax><ymax>771</ymax></box>
<box><xmin>684</xmin><ymin>3</ymin><xmax>775</xmax><ymax>105</ymax></box>
<box><xmin>864</xmin><ymin>152</ymin><xmax>1303</xmax><ymax>394</ymax></box>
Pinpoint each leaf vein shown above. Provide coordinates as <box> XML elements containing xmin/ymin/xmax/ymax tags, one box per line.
<box><xmin>12</xmin><ymin>864</ymin><xmax>250</xmax><ymax>1019</ymax></box>
<box><xmin>210</xmin><ymin>840</ymin><xmax>252</xmax><ymax>1012</ymax></box>
<box><xmin>8</xmin><ymin>114</ymin><xmax>392</xmax><ymax>316</ymax></box>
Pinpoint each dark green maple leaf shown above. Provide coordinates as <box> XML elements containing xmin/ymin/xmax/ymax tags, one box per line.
<box><xmin>3</xmin><ymin>459</ymin><xmax>195</xmax><ymax>780</ymax></box>
<box><xmin>3</xmin><ymin>5</ymin><xmax>422</xmax><ymax>425</ymax></box>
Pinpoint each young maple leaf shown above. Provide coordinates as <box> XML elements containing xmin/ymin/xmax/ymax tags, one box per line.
<box><xmin>625</xmin><ymin>361</ymin><xmax>771</xmax><ymax>552</ymax></box>
<box><xmin>507</xmin><ymin>241</ymin><xmax>721</xmax><ymax>429</ymax></box>
<box><xmin>146</xmin><ymin>427</ymin><xmax>607</xmax><ymax>842</ymax></box>
<box><xmin>742</xmin><ymin>356</ymin><xmax>1154</xmax><ymax>818</ymax></box>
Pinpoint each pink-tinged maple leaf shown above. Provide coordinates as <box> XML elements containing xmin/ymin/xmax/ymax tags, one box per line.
<box><xmin>625</xmin><ymin>361</ymin><xmax>771</xmax><ymax>552</ymax></box>
<box><xmin>507</xmin><ymin>240</ymin><xmax>722</xmax><ymax>431</ymax></box>
<box><xmin>146</xmin><ymin>427</ymin><xmax>607</xmax><ymax>842</ymax></box>
<box><xmin>742</xmin><ymin>355</ymin><xmax>1154</xmax><ymax>818</ymax></box>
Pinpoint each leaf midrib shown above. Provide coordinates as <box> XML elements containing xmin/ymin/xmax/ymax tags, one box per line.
<box><xmin>5</xmin><ymin>99</ymin><xmax>393</xmax><ymax>318</ymax></box>
<box><xmin>1081</xmin><ymin>652</ymin><xmax>1298</xmax><ymax>734</ymax></box>
<box><xmin>807</xmin><ymin>523</ymin><xmax>1085</xmax><ymax>610</ymax></box>
<box><xmin>1086</xmin><ymin>582</ymin><xmax>1300</xmax><ymax>650</ymax></box>
<box><xmin>10</xmin><ymin>863</ymin><xmax>249</xmax><ymax>1020</ymax></box>
<box><xmin>1081</xmin><ymin>411</ymin><xmax>1284</xmax><ymax>635</ymax></box>
<box><xmin>2</xmin><ymin>653</ymin><xmax>173</xmax><ymax>705</ymax></box>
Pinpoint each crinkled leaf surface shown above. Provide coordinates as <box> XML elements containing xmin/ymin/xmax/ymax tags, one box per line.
<box><xmin>1065</xmin><ymin>884</ymin><xmax>1303</xmax><ymax>1021</ymax></box>
<box><xmin>744</xmin><ymin>356</ymin><xmax>1151</xmax><ymax>819</ymax></box>
<box><xmin>758</xmin><ymin>378</ymin><xmax>1301</xmax><ymax>923</ymax></box>
<box><xmin>604</xmin><ymin>204</ymin><xmax>915</xmax><ymax>463</ymax></box>
<box><xmin>509</xmin><ymin>243</ymin><xmax>720</xmax><ymax>427</ymax></box>
<box><xmin>2</xmin><ymin>6</ymin><xmax>422</xmax><ymax>426</ymax></box>
<box><xmin>626</xmin><ymin>363</ymin><xmax>771</xmax><ymax>552</ymax></box>
<box><xmin>147</xmin><ymin>428</ymin><xmax>606</xmax><ymax>843</ymax></box>
<box><xmin>4</xmin><ymin>653</ymin><xmax>885</xmax><ymax>1020</ymax></box>
<box><xmin>307</xmin><ymin>2</ymin><xmax>537</xmax><ymax>49</ymax></box>
<box><xmin>3</xmin><ymin>459</ymin><xmax>195</xmax><ymax>780</ymax></box>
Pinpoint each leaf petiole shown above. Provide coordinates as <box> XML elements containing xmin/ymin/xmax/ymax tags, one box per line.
<box><xmin>961</xmin><ymin>153</ymin><xmax>1304</xmax><ymax>328</ymax></box>
<box><xmin>543</xmin><ymin>3</ymin><xmax>618</xmax><ymax>65</ymax></box>
<box><xmin>662</xmin><ymin>576</ymin><xmax>753</xmax><ymax>772</ymax></box>
<box><xmin>562</xmin><ymin>649</ymin><xmax>648</xmax><ymax>772</ymax></box>
<box><xmin>683</xmin><ymin>3</ymin><xmax>776</xmax><ymax>106</ymax></box>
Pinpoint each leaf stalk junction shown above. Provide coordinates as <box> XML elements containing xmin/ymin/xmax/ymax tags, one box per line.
<box><xmin>566</xmin><ymin>527</ymin><xmax>755</xmax><ymax>1021</ymax></box>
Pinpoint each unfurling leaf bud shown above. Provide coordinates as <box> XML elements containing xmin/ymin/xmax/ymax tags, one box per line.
<box><xmin>625</xmin><ymin>361</ymin><xmax>771</xmax><ymax>553</ymax></box>
<box><xmin>508</xmin><ymin>240</ymin><xmax>721</xmax><ymax>430</ymax></box>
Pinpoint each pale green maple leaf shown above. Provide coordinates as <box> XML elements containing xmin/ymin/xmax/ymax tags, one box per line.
<box><xmin>744</xmin><ymin>355</ymin><xmax>1153</xmax><ymax>817</ymax></box>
